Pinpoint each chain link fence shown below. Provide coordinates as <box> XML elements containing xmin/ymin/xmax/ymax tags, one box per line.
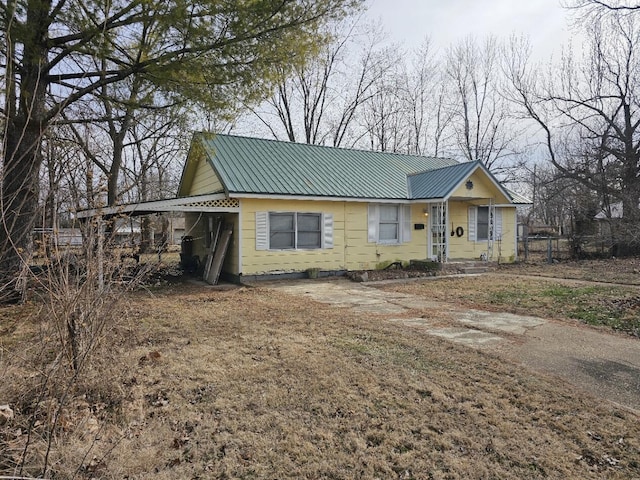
<box><xmin>518</xmin><ymin>235</ymin><xmax>615</xmax><ymax>263</ymax></box>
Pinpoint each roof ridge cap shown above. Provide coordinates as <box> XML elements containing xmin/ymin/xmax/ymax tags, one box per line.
<box><xmin>407</xmin><ymin>160</ymin><xmax>475</xmax><ymax>178</ymax></box>
<box><xmin>203</xmin><ymin>132</ymin><xmax>454</xmax><ymax>160</ymax></box>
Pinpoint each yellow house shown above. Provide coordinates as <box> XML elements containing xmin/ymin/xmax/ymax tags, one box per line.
<box><xmin>174</xmin><ymin>133</ymin><xmax>525</xmax><ymax>282</ymax></box>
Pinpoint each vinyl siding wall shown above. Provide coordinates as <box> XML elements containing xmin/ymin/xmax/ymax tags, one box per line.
<box><xmin>447</xmin><ymin>202</ymin><xmax>517</xmax><ymax>261</ymax></box>
<box><xmin>184</xmin><ymin>198</ymin><xmax>516</xmax><ymax>278</ymax></box>
<box><xmin>189</xmin><ymin>157</ymin><xmax>223</xmax><ymax>196</ymax></box>
<box><xmin>239</xmin><ymin>198</ymin><xmax>428</xmax><ymax>276</ymax></box>
<box><xmin>450</xmin><ymin>171</ymin><xmax>511</xmax><ymax>203</ymax></box>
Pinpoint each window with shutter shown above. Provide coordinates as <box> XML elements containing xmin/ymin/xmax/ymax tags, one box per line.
<box><xmin>368</xmin><ymin>204</ymin><xmax>412</xmax><ymax>244</ymax></box>
<box><xmin>257</xmin><ymin>211</ymin><xmax>330</xmax><ymax>250</ymax></box>
<box><xmin>468</xmin><ymin>206</ymin><xmax>502</xmax><ymax>242</ymax></box>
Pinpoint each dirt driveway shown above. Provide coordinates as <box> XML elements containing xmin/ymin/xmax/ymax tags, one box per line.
<box><xmin>260</xmin><ymin>277</ymin><xmax>640</xmax><ymax>414</ymax></box>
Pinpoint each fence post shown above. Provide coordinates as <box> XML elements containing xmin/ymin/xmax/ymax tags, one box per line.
<box><xmin>547</xmin><ymin>237</ymin><xmax>553</xmax><ymax>264</ymax></box>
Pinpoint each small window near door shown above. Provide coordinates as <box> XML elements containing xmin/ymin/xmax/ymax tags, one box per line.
<box><xmin>367</xmin><ymin>204</ymin><xmax>412</xmax><ymax>244</ymax></box>
<box><xmin>468</xmin><ymin>206</ymin><xmax>502</xmax><ymax>242</ymax></box>
<box><xmin>477</xmin><ymin>206</ymin><xmax>489</xmax><ymax>241</ymax></box>
<box><xmin>378</xmin><ymin>205</ymin><xmax>400</xmax><ymax>243</ymax></box>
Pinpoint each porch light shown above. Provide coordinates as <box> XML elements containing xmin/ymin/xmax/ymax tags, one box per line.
<box><xmin>423</xmin><ymin>209</ymin><xmax>429</xmax><ymax>216</ymax></box>
<box><xmin>466</xmin><ymin>180</ymin><xmax>474</xmax><ymax>190</ymax></box>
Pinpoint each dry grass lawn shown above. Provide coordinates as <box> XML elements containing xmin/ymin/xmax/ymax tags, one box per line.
<box><xmin>1</xmin><ymin>279</ymin><xmax>640</xmax><ymax>479</ymax></box>
<box><xmin>499</xmin><ymin>257</ymin><xmax>640</xmax><ymax>285</ymax></box>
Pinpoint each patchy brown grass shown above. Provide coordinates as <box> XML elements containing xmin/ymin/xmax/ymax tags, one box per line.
<box><xmin>500</xmin><ymin>257</ymin><xmax>640</xmax><ymax>285</ymax></box>
<box><xmin>2</xmin><ymin>283</ymin><xmax>639</xmax><ymax>479</ymax></box>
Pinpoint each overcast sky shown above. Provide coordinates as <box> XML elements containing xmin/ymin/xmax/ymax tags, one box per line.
<box><xmin>365</xmin><ymin>0</ymin><xmax>573</xmax><ymax>59</ymax></box>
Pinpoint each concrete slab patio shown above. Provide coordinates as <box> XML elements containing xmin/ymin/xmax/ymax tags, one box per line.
<box><xmin>258</xmin><ymin>277</ymin><xmax>640</xmax><ymax>413</ymax></box>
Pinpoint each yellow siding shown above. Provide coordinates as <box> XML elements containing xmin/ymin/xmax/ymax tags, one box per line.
<box><xmin>447</xmin><ymin>202</ymin><xmax>517</xmax><ymax>262</ymax></box>
<box><xmin>186</xmin><ymin>198</ymin><xmax>517</xmax><ymax>279</ymax></box>
<box><xmin>343</xmin><ymin>203</ymin><xmax>428</xmax><ymax>271</ymax></box>
<box><xmin>222</xmin><ymin>213</ymin><xmax>240</xmax><ymax>275</ymax></box>
<box><xmin>240</xmin><ymin>199</ymin><xmax>430</xmax><ymax>275</ymax></box>
<box><xmin>189</xmin><ymin>156</ymin><xmax>223</xmax><ymax>196</ymax></box>
<box><xmin>240</xmin><ymin>198</ymin><xmax>346</xmax><ymax>275</ymax></box>
<box><xmin>451</xmin><ymin>171</ymin><xmax>511</xmax><ymax>203</ymax></box>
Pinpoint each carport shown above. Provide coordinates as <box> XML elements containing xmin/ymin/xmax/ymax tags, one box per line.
<box><xmin>75</xmin><ymin>193</ymin><xmax>240</xmax><ymax>283</ymax></box>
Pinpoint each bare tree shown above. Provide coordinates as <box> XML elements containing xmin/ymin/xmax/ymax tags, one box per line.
<box><xmin>248</xmin><ymin>21</ymin><xmax>394</xmax><ymax>147</ymax></box>
<box><xmin>445</xmin><ymin>36</ymin><xmax>521</xmax><ymax>176</ymax></box>
<box><xmin>505</xmin><ymin>11</ymin><xmax>640</xmax><ymax>251</ymax></box>
<box><xmin>566</xmin><ymin>0</ymin><xmax>640</xmax><ymax>16</ymax></box>
<box><xmin>399</xmin><ymin>39</ymin><xmax>452</xmax><ymax>156</ymax></box>
<box><xmin>359</xmin><ymin>50</ymin><xmax>409</xmax><ymax>153</ymax></box>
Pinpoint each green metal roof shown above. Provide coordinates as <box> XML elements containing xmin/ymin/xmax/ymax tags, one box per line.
<box><xmin>408</xmin><ymin>161</ymin><xmax>480</xmax><ymax>199</ymax></box>
<box><xmin>197</xmin><ymin>133</ymin><xmax>458</xmax><ymax>199</ymax></box>
<box><xmin>189</xmin><ymin>133</ymin><xmax>518</xmax><ymax>202</ymax></box>
<box><xmin>505</xmin><ymin>188</ymin><xmax>532</xmax><ymax>205</ymax></box>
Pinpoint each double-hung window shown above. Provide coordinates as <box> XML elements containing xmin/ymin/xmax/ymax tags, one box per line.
<box><xmin>476</xmin><ymin>207</ymin><xmax>489</xmax><ymax>241</ymax></box>
<box><xmin>378</xmin><ymin>205</ymin><xmax>400</xmax><ymax>243</ymax></box>
<box><xmin>368</xmin><ymin>204</ymin><xmax>412</xmax><ymax>244</ymax></box>
<box><xmin>269</xmin><ymin>213</ymin><xmax>296</xmax><ymax>249</ymax></box>
<box><xmin>468</xmin><ymin>206</ymin><xmax>502</xmax><ymax>242</ymax></box>
<box><xmin>255</xmin><ymin>212</ymin><xmax>332</xmax><ymax>250</ymax></box>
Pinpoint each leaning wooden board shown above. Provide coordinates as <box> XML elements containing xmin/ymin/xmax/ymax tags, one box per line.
<box><xmin>202</xmin><ymin>221</ymin><xmax>222</xmax><ymax>281</ymax></box>
<box><xmin>205</xmin><ymin>224</ymin><xmax>232</xmax><ymax>285</ymax></box>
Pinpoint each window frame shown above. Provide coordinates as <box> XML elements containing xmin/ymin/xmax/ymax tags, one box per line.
<box><xmin>368</xmin><ymin>204</ymin><xmax>412</xmax><ymax>245</ymax></box>
<box><xmin>268</xmin><ymin>212</ymin><xmax>322</xmax><ymax>250</ymax></box>
<box><xmin>476</xmin><ymin>206</ymin><xmax>489</xmax><ymax>242</ymax></box>
<box><xmin>468</xmin><ymin>206</ymin><xmax>502</xmax><ymax>242</ymax></box>
<box><xmin>378</xmin><ymin>205</ymin><xmax>400</xmax><ymax>244</ymax></box>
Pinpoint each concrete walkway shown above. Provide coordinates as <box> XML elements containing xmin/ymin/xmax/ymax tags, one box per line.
<box><xmin>260</xmin><ymin>277</ymin><xmax>640</xmax><ymax>413</ymax></box>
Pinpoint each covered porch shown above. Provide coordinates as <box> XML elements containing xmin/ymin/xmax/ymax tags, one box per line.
<box><xmin>421</xmin><ymin>196</ymin><xmax>511</xmax><ymax>264</ymax></box>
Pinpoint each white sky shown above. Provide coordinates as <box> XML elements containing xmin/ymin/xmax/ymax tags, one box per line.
<box><xmin>365</xmin><ymin>0</ymin><xmax>573</xmax><ymax>60</ymax></box>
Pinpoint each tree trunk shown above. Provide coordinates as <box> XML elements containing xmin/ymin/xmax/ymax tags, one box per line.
<box><xmin>1</xmin><ymin>119</ymin><xmax>44</xmax><ymax>298</ymax></box>
<box><xmin>0</xmin><ymin>0</ymin><xmax>51</xmax><ymax>300</ymax></box>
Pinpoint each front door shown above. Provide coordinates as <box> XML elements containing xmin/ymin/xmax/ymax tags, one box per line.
<box><xmin>430</xmin><ymin>203</ymin><xmax>447</xmax><ymax>261</ymax></box>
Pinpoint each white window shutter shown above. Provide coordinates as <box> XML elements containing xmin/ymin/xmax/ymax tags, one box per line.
<box><xmin>468</xmin><ymin>206</ymin><xmax>477</xmax><ymax>241</ymax></box>
<box><xmin>323</xmin><ymin>213</ymin><xmax>334</xmax><ymax>249</ymax></box>
<box><xmin>255</xmin><ymin>211</ymin><xmax>268</xmax><ymax>250</ymax></box>
<box><xmin>368</xmin><ymin>204</ymin><xmax>379</xmax><ymax>243</ymax></box>
<box><xmin>494</xmin><ymin>208</ymin><xmax>503</xmax><ymax>240</ymax></box>
<box><xmin>402</xmin><ymin>205</ymin><xmax>412</xmax><ymax>243</ymax></box>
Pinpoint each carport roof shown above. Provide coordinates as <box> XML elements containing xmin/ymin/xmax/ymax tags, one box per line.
<box><xmin>74</xmin><ymin>193</ymin><xmax>238</xmax><ymax>219</ymax></box>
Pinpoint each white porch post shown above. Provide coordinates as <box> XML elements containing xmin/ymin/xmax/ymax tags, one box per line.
<box><xmin>428</xmin><ymin>201</ymin><xmax>448</xmax><ymax>263</ymax></box>
<box><xmin>444</xmin><ymin>200</ymin><xmax>449</xmax><ymax>262</ymax></box>
<box><xmin>487</xmin><ymin>198</ymin><xmax>495</xmax><ymax>261</ymax></box>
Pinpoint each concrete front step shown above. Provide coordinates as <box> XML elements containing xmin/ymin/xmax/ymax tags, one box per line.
<box><xmin>461</xmin><ymin>266</ymin><xmax>490</xmax><ymax>274</ymax></box>
<box><xmin>440</xmin><ymin>261</ymin><xmax>495</xmax><ymax>275</ymax></box>
<box><xmin>409</xmin><ymin>259</ymin><xmax>496</xmax><ymax>276</ymax></box>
